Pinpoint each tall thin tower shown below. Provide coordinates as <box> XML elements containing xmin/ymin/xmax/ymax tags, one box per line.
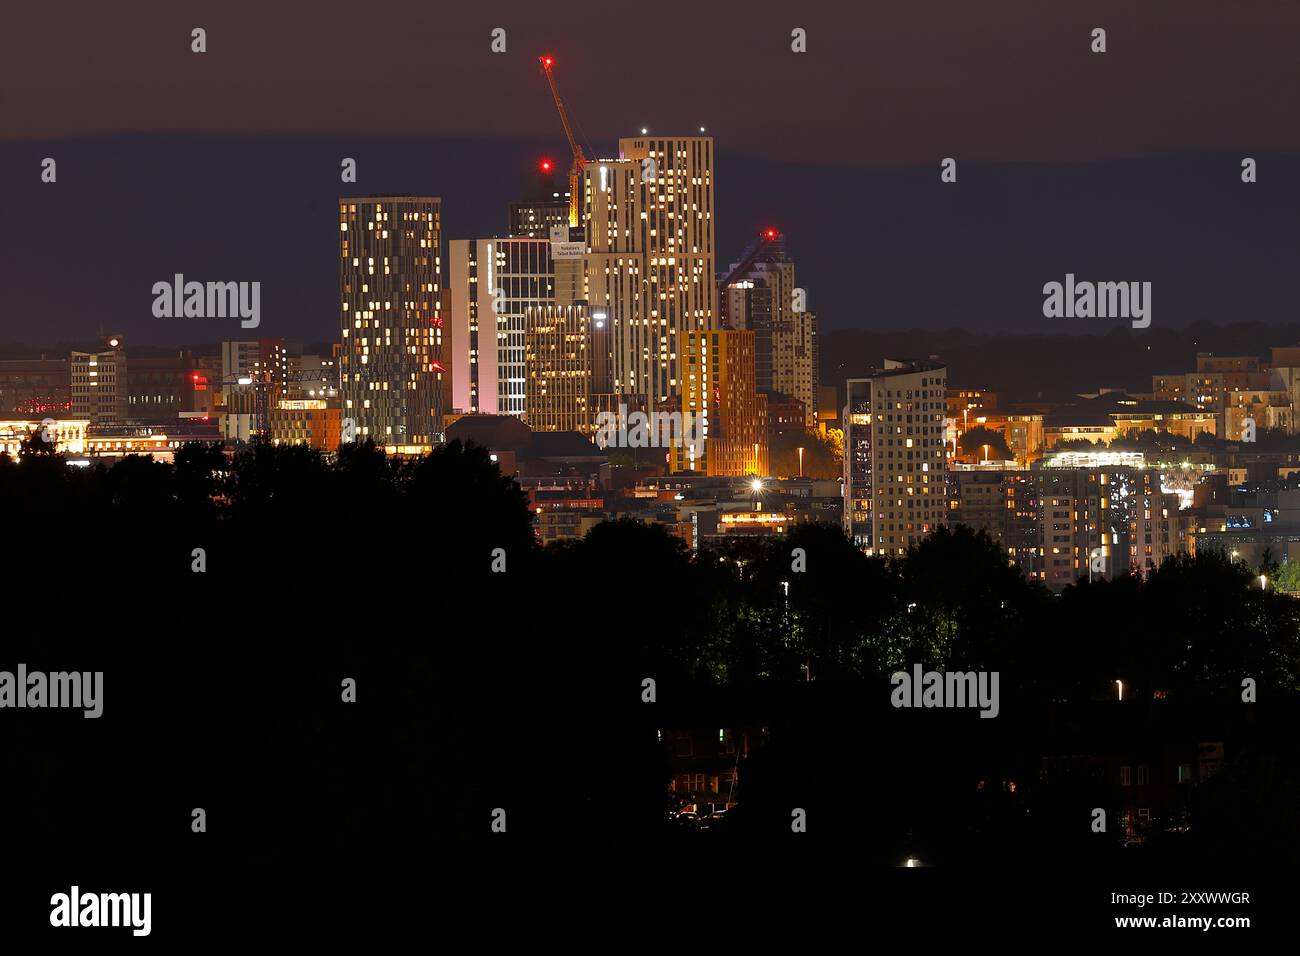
<box><xmin>338</xmin><ymin>195</ymin><xmax>445</xmax><ymax>452</ymax></box>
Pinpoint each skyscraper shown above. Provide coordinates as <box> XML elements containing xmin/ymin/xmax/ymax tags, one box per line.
<box><xmin>671</xmin><ymin>328</ymin><xmax>767</xmax><ymax>477</ymax></box>
<box><xmin>843</xmin><ymin>359</ymin><xmax>948</xmax><ymax>554</ymax></box>
<box><xmin>582</xmin><ymin>135</ymin><xmax>716</xmax><ymax>412</ymax></box>
<box><xmin>339</xmin><ymin>196</ymin><xmax>444</xmax><ymax>453</ymax></box>
<box><xmin>525</xmin><ymin>304</ymin><xmax>594</xmax><ymax>434</ymax></box>
<box><xmin>448</xmin><ymin>236</ymin><xmax>556</xmax><ymax>418</ymax></box>
<box><xmin>508</xmin><ymin>199</ymin><xmax>570</xmax><ymax>240</ymax></box>
<box><xmin>720</xmin><ymin>231</ymin><xmax>818</xmax><ymax>428</ymax></box>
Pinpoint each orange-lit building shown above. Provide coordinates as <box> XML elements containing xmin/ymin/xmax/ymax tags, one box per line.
<box><xmin>269</xmin><ymin>401</ymin><xmax>342</xmax><ymax>449</ymax></box>
<box><xmin>672</xmin><ymin>329</ymin><xmax>768</xmax><ymax>477</ymax></box>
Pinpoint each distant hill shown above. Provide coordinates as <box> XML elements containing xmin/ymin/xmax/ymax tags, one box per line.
<box><xmin>820</xmin><ymin>322</ymin><xmax>1300</xmax><ymax>406</ymax></box>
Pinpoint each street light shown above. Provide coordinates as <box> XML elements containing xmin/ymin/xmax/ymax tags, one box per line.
<box><xmin>797</xmin><ymin>446</ymin><xmax>805</xmax><ymax>477</ymax></box>
<box><xmin>1260</xmin><ymin>574</ymin><xmax>1268</xmax><ymax>590</ymax></box>
<box><xmin>982</xmin><ymin>443</ymin><xmax>990</xmax><ymax>462</ymax></box>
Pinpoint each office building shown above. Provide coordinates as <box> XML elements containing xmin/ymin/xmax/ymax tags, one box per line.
<box><xmin>70</xmin><ymin>338</ymin><xmax>127</xmax><ymax>426</ymax></box>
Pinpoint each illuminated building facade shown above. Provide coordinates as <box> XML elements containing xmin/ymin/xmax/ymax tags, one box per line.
<box><xmin>70</xmin><ymin>338</ymin><xmax>127</xmax><ymax>426</ymax></box>
<box><xmin>582</xmin><ymin>135</ymin><xmax>716</xmax><ymax>411</ymax></box>
<box><xmin>842</xmin><ymin>360</ymin><xmax>947</xmax><ymax>555</ymax></box>
<box><xmin>80</xmin><ymin>421</ymin><xmax>221</xmax><ymax>462</ymax></box>
<box><xmin>671</xmin><ymin>328</ymin><xmax>767</xmax><ymax>477</ymax></box>
<box><xmin>1045</xmin><ymin>394</ymin><xmax>1217</xmax><ymax>448</ymax></box>
<box><xmin>524</xmin><ymin>304</ymin><xmax>594</xmax><ymax>433</ymax></box>
<box><xmin>1006</xmin><ymin>414</ymin><xmax>1046</xmax><ymax>464</ymax></box>
<box><xmin>946</xmin><ymin>466</ymin><xmax>1196</xmax><ymax>587</ymax></box>
<box><xmin>1222</xmin><ymin>389</ymin><xmax>1291</xmax><ymax>439</ymax></box>
<box><xmin>0</xmin><ymin>419</ymin><xmax>88</xmax><ymax>455</ymax></box>
<box><xmin>1121</xmin><ymin>475</ymin><xmax>1195</xmax><ymax>576</ymax></box>
<box><xmin>269</xmin><ymin>400</ymin><xmax>342</xmax><ymax>449</ymax></box>
<box><xmin>1153</xmin><ymin>352</ymin><xmax>1278</xmax><ymax>436</ymax></box>
<box><xmin>219</xmin><ymin>338</ymin><xmax>292</xmax><ymax>440</ymax></box>
<box><xmin>721</xmin><ymin>233</ymin><xmax>818</xmax><ymax>428</ymax></box>
<box><xmin>339</xmin><ymin>196</ymin><xmax>444</xmax><ymax>453</ymax></box>
<box><xmin>508</xmin><ymin>199</ymin><xmax>570</xmax><ymax>240</ymax></box>
<box><xmin>449</xmin><ymin>237</ymin><xmax>555</xmax><ymax>419</ymax></box>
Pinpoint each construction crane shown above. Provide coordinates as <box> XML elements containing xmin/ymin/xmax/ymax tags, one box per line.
<box><xmin>539</xmin><ymin>55</ymin><xmax>590</xmax><ymax>228</ymax></box>
<box><xmin>219</xmin><ymin>368</ymin><xmax>339</xmax><ymax>435</ymax></box>
<box><xmin>718</xmin><ymin>229</ymin><xmax>785</xmax><ymax>328</ymax></box>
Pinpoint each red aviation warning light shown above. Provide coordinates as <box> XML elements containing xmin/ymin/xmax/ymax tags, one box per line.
<box><xmin>764</xmin><ymin>228</ymin><xmax>779</xmax><ymax>240</ymax></box>
<box><xmin>538</xmin><ymin>55</ymin><xmax>591</xmax><ymax>228</ymax></box>
<box><xmin>539</xmin><ymin>158</ymin><xmax>554</xmax><ymax>173</ymax></box>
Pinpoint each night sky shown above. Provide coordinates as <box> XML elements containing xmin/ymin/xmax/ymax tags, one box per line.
<box><xmin>2</xmin><ymin>0</ymin><xmax>1297</xmax><ymax>344</ymax></box>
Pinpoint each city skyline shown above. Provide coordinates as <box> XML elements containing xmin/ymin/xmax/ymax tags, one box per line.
<box><xmin>4</xmin><ymin>3</ymin><xmax>1298</xmax><ymax>937</ymax></box>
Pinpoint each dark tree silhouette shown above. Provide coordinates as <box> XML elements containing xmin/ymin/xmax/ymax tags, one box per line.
<box><xmin>958</xmin><ymin>425</ymin><xmax>1012</xmax><ymax>460</ymax></box>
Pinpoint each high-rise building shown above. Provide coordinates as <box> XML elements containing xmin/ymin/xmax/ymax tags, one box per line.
<box><xmin>671</xmin><ymin>328</ymin><xmax>767</xmax><ymax>477</ymax></box>
<box><xmin>843</xmin><ymin>359</ymin><xmax>948</xmax><ymax>554</ymax></box>
<box><xmin>525</xmin><ymin>304</ymin><xmax>594</xmax><ymax>433</ymax></box>
<box><xmin>339</xmin><ymin>196</ymin><xmax>444</xmax><ymax>453</ymax></box>
<box><xmin>720</xmin><ymin>231</ymin><xmax>818</xmax><ymax>428</ymax></box>
<box><xmin>70</xmin><ymin>338</ymin><xmax>127</xmax><ymax>426</ymax></box>
<box><xmin>509</xmin><ymin>198</ymin><xmax>570</xmax><ymax>240</ymax></box>
<box><xmin>582</xmin><ymin>135</ymin><xmax>716</xmax><ymax>412</ymax></box>
<box><xmin>448</xmin><ymin>236</ymin><xmax>556</xmax><ymax>419</ymax></box>
<box><xmin>507</xmin><ymin>162</ymin><xmax>571</xmax><ymax>240</ymax></box>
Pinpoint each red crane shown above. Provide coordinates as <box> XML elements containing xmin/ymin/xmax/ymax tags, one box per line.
<box><xmin>539</xmin><ymin>55</ymin><xmax>590</xmax><ymax>228</ymax></box>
